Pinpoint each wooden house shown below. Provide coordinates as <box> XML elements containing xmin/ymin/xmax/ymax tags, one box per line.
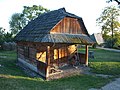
<box><xmin>90</xmin><ymin>33</ymin><xmax>104</xmax><ymax>47</ymax></box>
<box><xmin>15</xmin><ymin>8</ymin><xmax>94</xmax><ymax>80</ymax></box>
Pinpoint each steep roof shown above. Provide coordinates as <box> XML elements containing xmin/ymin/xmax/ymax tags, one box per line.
<box><xmin>90</xmin><ymin>33</ymin><xmax>104</xmax><ymax>45</ymax></box>
<box><xmin>15</xmin><ymin>8</ymin><xmax>93</xmax><ymax>44</ymax></box>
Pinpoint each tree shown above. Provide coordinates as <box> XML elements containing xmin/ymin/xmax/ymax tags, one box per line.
<box><xmin>4</xmin><ymin>32</ymin><xmax>13</xmax><ymax>42</ymax></box>
<box><xmin>21</xmin><ymin>5</ymin><xmax>49</xmax><ymax>23</ymax></box>
<box><xmin>96</xmin><ymin>6</ymin><xmax>120</xmax><ymax>48</ymax></box>
<box><xmin>9</xmin><ymin>5</ymin><xmax>49</xmax><ymax>35</ymax></box>
<box><xmin>107</xmin><ymin>0</ymin><xmax>120</xmax><ymax>5</ymax></box>
<box><xmin>9</xmin><ymin>13</ymin><xmax>26</xmax><ymax>35</ymax></box>
<box><xmin>0</xmin><ymin>27</ymin><xmax>5</xmax><ymax>44</ymax></box>
<box><xmin>0</xmin><ymin>27</ymin><xmax>13</xmax><ymax>43</ymax></box>
<box><xmin>114</xmin><ymin>32</ymin><xmax>120</xmax><ymax>47</ymax></box>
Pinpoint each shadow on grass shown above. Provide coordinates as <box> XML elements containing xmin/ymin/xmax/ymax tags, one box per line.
<box><xmin>0</xmin><ymin>74</ymin><xmax>111</xmax><ymax>90</ymax></box>
<box><xmin>0</xmin><ymin>50</ymin><xmax>28</xmax><ymax>77</ymax></box>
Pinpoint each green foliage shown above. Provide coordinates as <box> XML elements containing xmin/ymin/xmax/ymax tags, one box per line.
<box><xmin>9</xmin><ymin>5</ymin><xmax>49</xmax><ymax>35</ymax></box>
<box><xmin>0</xmin><ymin>27</ymin><xmax>13</xmax><ymax>49</ymax></box>
<box><xmin>104</xmin><ymin>37</ymin><xmax>115</xmax><ymax>48</ymax></box>
<box><xmin>96</xmin><ymin>6</ymin><xmax>120</xmax><ymax>35</ymax></box>
<box><xmin>114</xmin><ymin>32</ymin><xmax>120</xmax><ymax>47</ymax></box>
<box><xmin>22</xmin><ymin>5</ymin><xmax>49</xmax><ymax>22</ymax></box>
<box><xmin>0</xmin><ymin>27</ymin><xmax>5</xmax><ymax>44</ymax></box>
<box><xmin>4</xmin><ymin>32</ymin><xmax>13</xmax><ymax>42</ymax></box>
<box><xmin>103</xmin><ymin>32</ymin><xmax>120</xmax><ymax>48</ymax></box>
<box><xmin>9</xmin><ymin>13</ymin><xmax>26</xmax><ymax>35</ymax></box>
<box><xmin>107</xmin><ymin>0</ymin><xmax>120</xmax><ymax>5</ymax></box>
<box><xmin>96</xmin><ymin>6</ymin><xmax>120</xmax><ymax>48</ymax></box>
<box><xmin>0</xmin><ymin>27</ymin><xmax>13</xmax><ymax>42</ymax></box>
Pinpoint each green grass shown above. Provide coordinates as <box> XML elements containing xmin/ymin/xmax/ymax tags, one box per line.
<box><xmin>0</xmin><ymin>50</ymin><xmax>113</xmax><ymax>90</ymax></box>
<box><xmin>0</xmin><ymin>50</ymin><xmax>27</xmax><ymax>76</ymax></box>
<box><xmin>0</xmin><ymin>74</ymin><xmax>111</xmax><ymax>90</ymax></box>
<box><xmin>80</xmin><ymin>48</ymin><xmax>120</xmax><ymax>75</ymax></box>
<box><xmin>89</xmin><ymin>62</ymin><xmax>120</xmax><ymax>75</ymax></box>
<box><xmin>88</xmin><ymin>48</ymin><xmax>120</xmax><ymax>62</ymax></box>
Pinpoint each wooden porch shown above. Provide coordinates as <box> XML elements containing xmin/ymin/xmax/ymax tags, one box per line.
<box><xmin>37</xmin><ymin>59</ymin><xmax>90</xmax><ymax>80</ymax></box>
<box><xmin>37</xmin><ymin>44</ymin><xmax>89</xmax><ymax>79</ymax></box>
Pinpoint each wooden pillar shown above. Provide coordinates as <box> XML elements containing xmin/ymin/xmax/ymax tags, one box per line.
<box><xmin>66</xmin><ymin>45</ymin><xmax>69</xmax><ymax>64</ymax></box>
<box><xmin>57</xmin><ymin>49</ymin><xmax>59</xmax><ymax>67</ymax></box>
<box><xmin>85</xmin><ymin>45</ymin><xmax>88</xmax><ymax>66</ymax></box>
<box><xmin>46</xmin><ymin>46</ymin><xmax>50</xmax><ymax>78</ymax></box>
<box><xmin>76</xmin><ymin>44</ymin><xmax>79</xmax><ymax>61</ymax></box>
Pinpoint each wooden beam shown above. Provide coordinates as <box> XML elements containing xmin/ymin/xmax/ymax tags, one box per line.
<box><xmin>57</xmin><ymin>49</ymin><xmax>59</xmax><ymax>67</ymax></box>
<box><xmin>85</xmin><ymin>45</ymin><xmax>88</xmax><ymax>66</ymax></box>
<box><xmin>46</xmin><ymin>46</ymin><xmax>50</xmax><ymax>78</ymax></box>
<box><xmin>66</xmin><ymin>45</ymin><xmax>69</xmax><ymax>64</ymax></box>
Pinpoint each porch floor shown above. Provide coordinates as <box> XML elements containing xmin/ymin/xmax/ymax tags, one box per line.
<box><xmin>48</xmin><ymin>65</ymin><xmax>90</xmax><ymax>80</ymax></box>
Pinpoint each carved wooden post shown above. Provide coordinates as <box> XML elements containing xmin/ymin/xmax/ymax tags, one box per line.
<box><xmin>85</xmin><ymin>45</ymin><xmax>88</xmax><ymax>66</ymax></box>
<box><xmin>46</xmin><ymin>46</ymin><xmax>50</xmax><ymax>78</ymax></box>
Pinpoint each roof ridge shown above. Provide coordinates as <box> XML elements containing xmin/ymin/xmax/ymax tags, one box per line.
<box><xmin>37</xmin><ymin>7</ymin><xmax>66</xmax><ymax>18</ymax></box>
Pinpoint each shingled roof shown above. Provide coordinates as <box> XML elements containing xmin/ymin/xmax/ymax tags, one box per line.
<box><xmin>15</xmin><ymin>8</ymin><xmax>93</xmax><ymax>44</ymax></box>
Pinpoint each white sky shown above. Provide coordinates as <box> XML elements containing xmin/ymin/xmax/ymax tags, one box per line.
<box><xmin>0</xmin><ymin>0</ymin><xmax>118</xmax><ymax>34</ymax></box>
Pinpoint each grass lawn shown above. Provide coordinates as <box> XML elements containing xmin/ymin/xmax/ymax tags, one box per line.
<box><xmin>0</xmin><ymin>49</ymin><xmax>119</xmax><ymax>90</ymax></box>
<box><xmin>79</xmin><ymin>48</ymin><xmax>120</xmax><ymax>76</ymax></box>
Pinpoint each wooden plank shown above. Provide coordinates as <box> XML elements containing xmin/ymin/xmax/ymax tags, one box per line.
<box><xmin>50</xmin><ymin>17</ymin><xmax>84</xmax><ymax>34</ymax></box>
<box><xmin>37</xmin><ymin>60</ymin><xmax>47</xmax><ymax>75</ymax></box>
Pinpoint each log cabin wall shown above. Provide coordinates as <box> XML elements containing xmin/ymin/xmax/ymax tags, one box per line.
<box><xmin>50</xmin><ymin>17</ymin><xmax>84</xmax><ymax>34</ymax></box>
<box><xmin>17</xmin><ymin>42</ymin><xmax>48</xmax><ymax>77</ymax></box>
<box><xmin>17</xmin><ymin>42</ymin><xmax>50</xmax><ymax>64</ymax></box>
<box><xmin>17</xmin><ymin>42</ymin><xmax>77</xmax><ymax>75</ymax></box>
<box><xmin>17</xmin><ymin>42</ymin><xmax>37</xmax><ymax>67</ymax></box>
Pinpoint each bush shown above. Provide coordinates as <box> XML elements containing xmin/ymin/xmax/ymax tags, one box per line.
<box><xmin>92</xmin><ymin>43</ymin><xmax>97</xmax><ymax>48</ymax></box>
<box><xmin>104</xmin><ymin>38</ymin><xmax>116</xmax><ymax>48</ymax></box>
<box><xmin>2</xmin><ymin>42</ymin><xmax>16</xmax><ymax>51</ymax></box>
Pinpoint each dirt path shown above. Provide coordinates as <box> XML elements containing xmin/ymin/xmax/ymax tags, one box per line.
<box><xmin>89</xmin><ymin>78</ymin><xmax>120</xmax><ymax>90</ymax></box>
<box><xmin>97</xmin><ymin>47</ymin><xmax>120</xmax><ymax>53</ymax></box>
<box><xmin>101</xmin><ymin>78</ymin><xmax>120</xmax><ymax>90</ymax></box>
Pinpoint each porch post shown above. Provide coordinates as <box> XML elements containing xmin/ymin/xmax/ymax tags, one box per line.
<box><xmin>85</xmin><ymin>45</ymin><xmax>88</xmax><ymax>66</ymax></box>
<box><xmin>46</xmin><ymin>46</ymin><xmax>50</xmax><ymax>78</ymax></box>
<box><xmin>57</xmin><ymin>49</ymin><xmax>59</xmax><ymax>67</ymax></box>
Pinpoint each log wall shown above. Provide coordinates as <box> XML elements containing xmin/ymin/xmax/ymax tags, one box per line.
<box><xmin>17</xmin><ymin>42</ymin><xmax>77</xmax><ymax>76</ymax></box>
<box><xmin>17</xmin><ymin>44</ymin><xmax>37</xmax><ymax>67</ymax></box>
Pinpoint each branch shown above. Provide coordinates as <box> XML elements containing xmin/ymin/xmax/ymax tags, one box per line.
<box><xmin>114</xmin><ymin>0</ymin><xmax>120</xmax><ymax>5</ymax></box>
<box><xmin>110</xmin><ymin>0</ymin><xmax>120</xmax><ymax>5</ymax></box>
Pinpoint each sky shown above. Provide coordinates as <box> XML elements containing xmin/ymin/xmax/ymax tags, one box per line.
<box><xmin>0</xmin><ymin>0</ymin><xmax>118</xmax><ymax>34</ymax></box>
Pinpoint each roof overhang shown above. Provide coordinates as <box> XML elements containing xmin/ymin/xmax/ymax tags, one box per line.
<box><xmin>41</xmin><ymin>34</ymin><xmax>94</xmax><ymax>45</ymax></box>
